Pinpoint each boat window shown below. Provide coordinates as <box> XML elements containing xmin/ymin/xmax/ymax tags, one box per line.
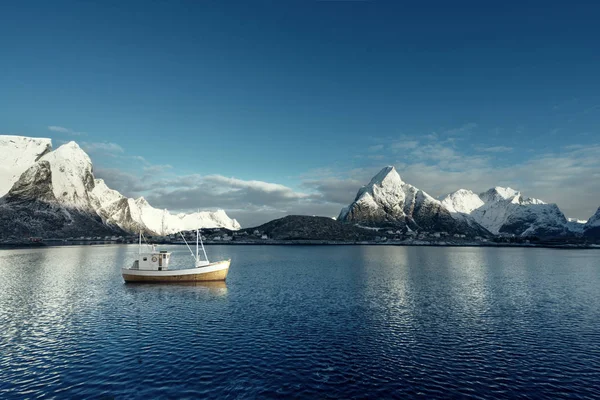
<box><xmin>143</xmin><ymin>257</ymin><xmax>147</xmax><ymax>261</ymax></box>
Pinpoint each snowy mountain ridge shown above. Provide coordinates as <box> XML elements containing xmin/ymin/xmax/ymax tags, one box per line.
<box><xmin>338</xmin><ymin>166</ymin><xmax>489</xmax><ymax>236</ymax></box>
<box><xmin>38</xmin><ymin>141</ymin><xmax>97</xmax><ymax>211</ymax></box>
<box><xmin>583</xmin><ymin>207</ymin><xmax>600</xmax><ymax>237</ymax></box>
<box><xmin>0</xmin><ymin>135</ymin><xmax>240</xmax><ymax>237</ymax></box>
<box><xmin>0</xmin><ymin>136</ymin><xmax>52</xmax><ymax>197</ymax></box>
<box><xmin>585</xmin><ymin>209</ymin><xmax>600</xmax><ymax>228</ymax></box>
<box><xmin>442</xmin><ymin>186</ymin><xmax>570</xmax><ymax>237</ymax></box>
<box><xmin>339</xmin><ymin>165</ymin><xmax>595</xmax><ymax>238</ymax></box>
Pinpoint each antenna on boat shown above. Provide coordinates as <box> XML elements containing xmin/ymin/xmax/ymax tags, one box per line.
<box><xmin>199</xmin><ymin>228</ymin><xmax>208</xmax><ymax>263</ymax></box>
<box><xmin>180</xmin><ymin>231</ymin><xmax>197</xmax><ymax>261</ymax></box>
<box><xmin>138</xmin><ymin>230</ymin><xmax>141</xmax><ymax>256</ymax></box>
<box><xmin>197</xmin><ymin>209</ymin><xmax>209</xmax><ymax>263</ymax></box>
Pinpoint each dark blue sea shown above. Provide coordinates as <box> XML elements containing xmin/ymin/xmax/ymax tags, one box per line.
<box><xmin>1</xmin><ymin>245</ymin><xmax>599</xmax><ymax>399</ymax></box>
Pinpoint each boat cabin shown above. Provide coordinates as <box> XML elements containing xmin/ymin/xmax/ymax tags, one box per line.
<box><xmin>133</xmin><ymin>247</ymin><xmax>172</xmax><ymax>271</ymax></box>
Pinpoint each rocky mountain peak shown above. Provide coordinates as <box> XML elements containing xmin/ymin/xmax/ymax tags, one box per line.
<box><xmin>135</xmin><ymin>197</ymin><xmax>150</xmax><ymax>207</ymax></box>
<box><xmin>37</xmin><ymin>141</ymin><xmax>96</xmax><ymax>210</ymax></box>
<box><xmin>441</xmin><ymin>189</ymin><xmax>484</xmax><ymax>214</ymax></box>
<box><xmin>0</xmin><ymin>136</ymin><xmax>242</xmax><ymax>238</ymax></box>
<box><xmin>339</xmin><ymin>166</ymin><xmax>488</xmax><ymax>236</ymax></box>
<box><xmin>5</xmin><ymin>161</ymin><xmax>55</xmax><ymax>203</ymax></box>
<box><xmin>0</xmin><ymin>135</ymin><xmax>53</xmax><ymax>197</ymax></box>
<box><xmin>369</xmin><ymin>166</ymin><xmax>402</xmax><ymax>186</ymax></box>
<box><xmin>480</xmin><ymin>187</ymin><xmax>521</xmax><ymax>203</ymax></box>
<box><xmin>356</xmin><ymin>166</ymin><xmax>404</xmax><ymax>205</ymax></box>
<box><xmin>585</xmin><ymin>207</ymin><xmax>600</xmax><ymax>229</ymax></box>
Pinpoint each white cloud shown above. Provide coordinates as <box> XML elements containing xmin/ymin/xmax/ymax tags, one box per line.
<box><xmin>94</xmin><ymin>169</ymin><xmax>322</xmax><ymax>227</ymax></box>
<box><xmin>81</xmin><ymin>141</ymin><xmax>124</xmax><ymax>154</ymax></box>
<box><xmin>476</xmin><ymin>146</ymin><xmax>513</xmax><ymax>153</ymax></box>
<box><xmin>143</xmin><ymin>164</ymin><xmax>173</xmax><ymax>174</ymax></box>
<box><xmin>396</xmin><ymin>144</ymin><xmax>600</xmax><ymax>219</ymax></box>
<box><xmin>301</xmin><ymin>140</ymin><xmax>600</xmax><ymax>221</ymax></box>
<box><xmin>367</xmin><ymin>144</ymin><xmax>384</xmax><ymax>152</ymax></box>
<box><xmin>442</xmin><ymin>122</ymin><xmax>477</xmax><ymax>136</ymax></box>
<box><xmin>390</xmin><ymin>140</ymin><xmax>419</xmax><ymax>151</ymax></box>
<box><xmin>94</xmin><ymin>136</ymin><xmax>600</xmax><ymax>226</ymax></box>
<box><xmin>203</xmin><ymin>175</ymin><xmax>309</xmax><ymax>199</ymax></box>
<box><xmin>48</xmin><ymin>125</ymin><xmax>86</xmax><ymax>136</ymax></box>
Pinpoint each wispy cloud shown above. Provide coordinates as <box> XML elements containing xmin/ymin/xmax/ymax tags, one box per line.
<box><xmin>391</xmin><ymin>140</ymin><xmax>419</xmax><ymax>151</ymax></box>
<box><xmin>48</xmin><ymin>126</ymin><xmax>86</xmax><ymax>136</ymax></box>
<box><xmin>442</xmin><ymin>122</ymin><xmax>477</xmax><ymax>136</ymax></box>
<box><xmin>203</xmin><ymin>175</ymin><xmax>309</xmax><ymax>199</ymax></box>
<box><xmin>92</xmin><ymin>132</ymin><xmax>600</xmax><ymax>226</ymax></box>
<box><xmin>94</xmin><ymin>168</ymin><xmax>324</xmax><ymax>227</ymax></box>
<box><xmin>302</xmin><ymin>137</ymin><xmax>600</xmax><ymax>222</ymax></box>
<box><xmin>143</xmin><ymin>164</ymin><xmax>173</xmax><ymax>174</ymax></box>
<box><xmin>367</xmin><ymin>144</ymin><xmax>384</xmax><ymax>152</ymax></box>
<box><xmin>477</xmin><ymin>146</ymin><xmax>513</xmax><ymax>153</ymax></box>
<box><xmin>81</xmin><ymin>141</ymin><xmax>124</xmax><ymax>154</ymax></box>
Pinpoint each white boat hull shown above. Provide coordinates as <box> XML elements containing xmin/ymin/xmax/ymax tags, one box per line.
<box><xmin>122</xmin><ymin>259</ymin><xmax>230</xmax><ymax>283</ymax></box>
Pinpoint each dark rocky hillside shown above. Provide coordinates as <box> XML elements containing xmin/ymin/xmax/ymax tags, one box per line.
<box><xmin>244</xmin><ymin>215</ymin><xmax>380</xmax><ymax>241</ymax></box>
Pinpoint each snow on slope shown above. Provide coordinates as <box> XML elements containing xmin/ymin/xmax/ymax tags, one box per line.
<box><xmin>0</xmin><ymin>135</ymin><xmax>52</xmax><ymax>197</ymax></box>
<box><xmin>91</xmin><ymin>182</ymin><xmax>241</xmax><ymax>235</ymax></box>
<box><xmin>92</xmin><ymin>179</ymin><xmax>241</xmax><ymax>234</ymax></box>
<box><xmin>441</xmin><ymin>189</ymin><xmax>484</xmax><ymax>214</ymax></box>
<box><xmin>566</xmin><ymin>218</ymin><xmax>586</xmax><ymax>234</ymax></box>
<box><xmin>338</xmin><ymin>166</ymin><xmax>487</xmax><ymax>235</ymax></box>
<box><xmin>173</xmin><ymin>209</ymin><xmax>241</xmax><ymax>232</ymax></box>
<box><xmin>132</xmin><ymin>197</ymin><xmax>241</xmax><ymax>234</ymax></box>
<box><xmin>39</xmin><ymin>141</ymin><xmax>97</xmax><ymax>211</ymax></box>
<box><xmin>339</xmin><ymin>166</ymin><xmax>415</xmax><ymax>223</ymax></box>
<box><xmin>585</xmin><ymin>208</ymin><xmax>600</xmax><ymax>229</ymax></box>
<box><xmin>1</xmin><ymin>135</ymin><xmax>241</xmax><ymax>235</ymax></box>
<box><xmin>442</xmin><ymin>187</ymin><xmax>569</xmax><ymax>236</ymax></box>
<box><xmin>479</xmin><ymin>187</ymin><xmax>521</xmax><ymax>203</ymax></box>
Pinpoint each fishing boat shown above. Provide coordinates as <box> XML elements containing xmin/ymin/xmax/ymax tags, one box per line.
<box><xmin>122</xmin><ymin>229</ymin><xmax>230</xmax><ymax>283</ymax></box>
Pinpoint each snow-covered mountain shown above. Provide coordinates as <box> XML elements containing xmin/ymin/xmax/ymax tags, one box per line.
<box><xmin>338</xmin><ymin>166</ymin><xmax>489</xmax><ymax>236</ymax></box>
<box><xmin>566</xmin><ymin>218</ymin><xmax>587</xmax><ymax>234</ymax></box>
<box><xmin>0</xmin><ymin>158</ymin><xmax>116</xmax><ymax>238</ymax></box>
<box><xmin>338</xmin><ymin>166</ymin><xmax>580</xmax><ymax>238</ymax></box>
<box><xmin>584</xmin><ymin>207</ymin><xmax>600</xmax><ymax>238</ymax></box>
<box><xmin>0</xmin><ymin>136</ymin><xmax>52</xmax><ymax>197</ymax></box>
<box><xmin>0</xmin><ymin>135</ymin><xmax>240</xmax><ymax>238</ymax></box>
<box><xmin>92</xmin><ymin>180</ymin><xmax>241</xmax><ymax>234</ymax></box>
<box><xmin>442</xmin><ymin>187</ymin><xmax>571</xmax><ymax>237</ymax></box>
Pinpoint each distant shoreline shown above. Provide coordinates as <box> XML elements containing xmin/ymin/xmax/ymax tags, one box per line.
<box><xmin>1</xmin><ymin>240</ymin><xmax>598</xmax><ymax>250</ymax></box>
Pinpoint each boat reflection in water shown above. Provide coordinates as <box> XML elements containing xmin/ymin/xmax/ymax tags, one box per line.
<box><xmin>124</xmin><ymin>280</ymin><xmax>228</xmax><ymax>297</ymax></box>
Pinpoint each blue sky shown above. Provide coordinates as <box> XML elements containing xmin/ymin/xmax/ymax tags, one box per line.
<box><xmin>2</xmin><ymin>0</ymin><xmax>599</xmax><ymax>226</ymax></box>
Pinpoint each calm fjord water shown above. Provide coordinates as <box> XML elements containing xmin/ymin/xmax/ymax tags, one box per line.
<box><xmin>0</xmin><ymin>245</ymin><xmax>599</xmax><ymax>399</ymax></box>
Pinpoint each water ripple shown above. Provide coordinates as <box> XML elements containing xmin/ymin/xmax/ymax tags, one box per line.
<box><xmin>0</xmin><ymin>245</ymin><xmax>599</xmax><ymax>398</ymax></box>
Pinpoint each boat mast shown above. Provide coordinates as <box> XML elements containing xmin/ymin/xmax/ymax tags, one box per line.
<box><xmin>197</xmin><ymin>209</ymin><xmax>208</xmax><ymax>262</ymax></box>
<box><xmin>138</xmin><ymin>230</ymin><xmax>141</xmax><ymax>256</ymax></box>
<box><xmin>199</xmin><ymin>229</ymin><xmax>208</xmax><ymax>262</ymax></box>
